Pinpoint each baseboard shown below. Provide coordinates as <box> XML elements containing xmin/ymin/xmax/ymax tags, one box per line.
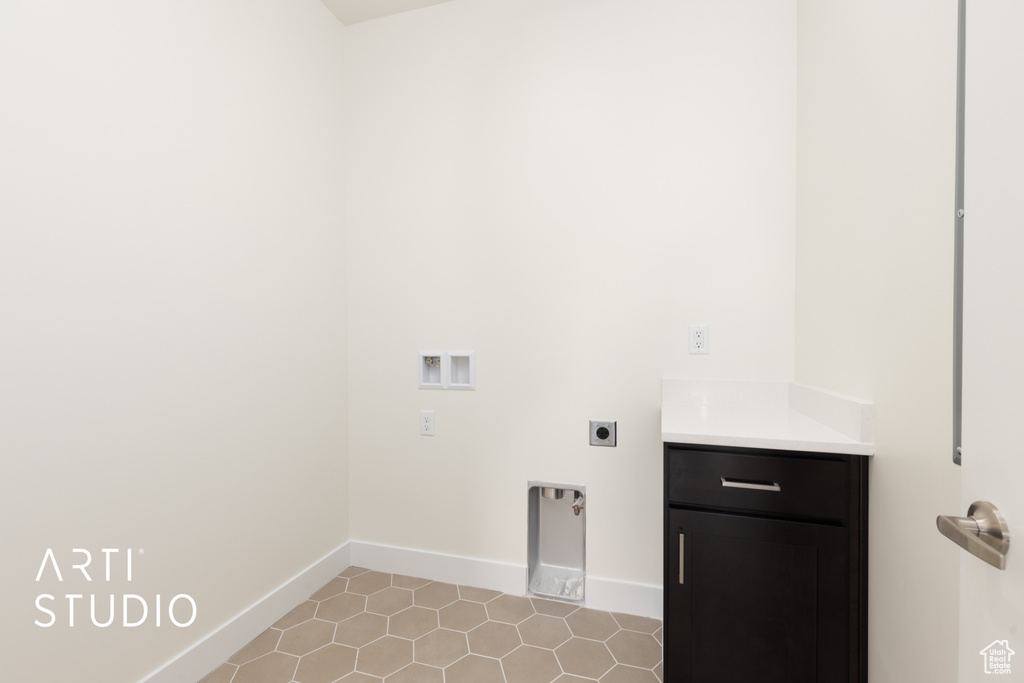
<box><xmin>141</xmin><ymin>540</ymin><xmax>663</xmax><ymax>682</ymax></box>
<box><xmin>349</xmin><ymin>540</ymin><xmax>527</xmax><ymax>597</ymax></box>
<box><xmin>349</xmin><ymin>541</ymin><xmax>662</xmax><ymax>620</ymax></box>
<box><xmin>584</xmin><ymin>573</ymin><xmax>663</xmax><ymax>620</ymax></box>
<box><xmin>139</xmin><ymin>542</ymin><xmax>351</xmax><ymax>683</ymax></box>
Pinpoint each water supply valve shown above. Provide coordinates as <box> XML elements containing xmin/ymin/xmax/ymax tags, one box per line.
<box><xmin>572</xmin><ymin>492</ymin><xmax>585</xmax><ymax>517</ymax></box>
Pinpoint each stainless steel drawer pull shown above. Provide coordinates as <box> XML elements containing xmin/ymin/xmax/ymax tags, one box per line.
<box><xmin>721</xmin><ymin>477</ymin><xmax>782</xmax><ymax>492</ymax></box>
<box><xmin>679</xmin><ymin>533</ymin><xmax>685</xmax><ymax>584</ymax></box>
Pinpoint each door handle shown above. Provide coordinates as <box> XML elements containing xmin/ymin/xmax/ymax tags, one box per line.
<box><xmin>937</xmin><ymin>501</ymin><xmax>1010</xmax><ymax>570</ymax></box>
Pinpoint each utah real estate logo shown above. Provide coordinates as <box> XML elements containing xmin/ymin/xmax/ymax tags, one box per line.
<box><xmin>980</xmin><ymin>640</ymin><xmax>1015</xmax><ymax>675</ymax></box>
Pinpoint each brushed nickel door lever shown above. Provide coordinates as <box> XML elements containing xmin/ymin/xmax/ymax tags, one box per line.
<box><xmin>937</xmin><ymin>501</ymin><xmax>1010</xmax><ymax>570</ymax></box>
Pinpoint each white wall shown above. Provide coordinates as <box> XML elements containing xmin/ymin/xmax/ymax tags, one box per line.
<box><xmin>0</xmin><ymin>1</ymin><xmax>349</xmax><ymax>680</ymax></box>
<box><xmin>3</xmin><ymin>1</ymin><xmax>965</xmax><ymax>679</ymax></box>
<box><xmin>795</xmin><ymin>1</ymin><xmax>961</xmax><ymax>681</ymax></box>
<box><xmin>345</xmin><ymin>0</ymin><xmax>797</xmax><ymax>589</ymax></box>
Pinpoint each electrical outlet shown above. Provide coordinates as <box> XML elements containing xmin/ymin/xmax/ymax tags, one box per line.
<box><xmin>589</xmin><ymin>420</ymin><xmax>616</xmax><ymax>447</ymax></box>
<box><xmin>420</xmin><ymin>410</ymin><xmax>435</xmax><ymax>436</ymax></box>
<box><xmin>689</xmin><ymin>324</ymin><xmax>709</xmax><ymax>354</ymax></box>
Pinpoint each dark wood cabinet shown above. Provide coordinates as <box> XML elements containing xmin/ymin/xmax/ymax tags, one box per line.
<box><xmin>664</xmin><ymin>443</ymin><xmax>868</xmax><ymax>683</ymax></box>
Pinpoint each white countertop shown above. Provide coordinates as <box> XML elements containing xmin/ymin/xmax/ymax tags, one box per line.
<box><xmin>661</xmin><ymin>379</ymin><xmax>875</xmax><ymax>456</ymax></box>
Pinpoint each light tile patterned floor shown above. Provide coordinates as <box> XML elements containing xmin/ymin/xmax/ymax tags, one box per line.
<box><xmin>199</xmin><ymin>566</ymin><xmax>663</xmax><ymax>683</ymax></box>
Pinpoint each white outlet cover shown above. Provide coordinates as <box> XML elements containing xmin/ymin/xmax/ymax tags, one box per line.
<box><xmin>689</xmin><ymin>325</ymin><xmax>709</xmax><ymax>355</ymax></box>
<box><xmin>420</xmin><ymin>409</ymin><xmax>435</xmax><ymax>435</ymax></box>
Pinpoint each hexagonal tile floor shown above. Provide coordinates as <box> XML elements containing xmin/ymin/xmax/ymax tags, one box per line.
<box><xmin>199</xmin><ymin>567</ymin><xmax>663</xmax><ymax>683</ymax></box>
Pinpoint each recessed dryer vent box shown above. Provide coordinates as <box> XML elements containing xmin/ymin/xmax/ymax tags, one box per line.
<box><xmin>527</xmin><ymin>481</ymin><xmax>586</xmax><ymax>604</ymax></box>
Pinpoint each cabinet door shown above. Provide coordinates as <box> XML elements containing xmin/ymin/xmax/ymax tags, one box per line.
<box><xmin>665</xmin><ymin>508</ymin><xmax>849</xmax><ymax>683</ymax></box>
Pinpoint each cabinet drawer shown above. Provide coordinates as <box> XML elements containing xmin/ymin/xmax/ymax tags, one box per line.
<box><xmin>667</xmin><ymin>448</ymin><xmax>849</xmax><ymax>522</ymax></box>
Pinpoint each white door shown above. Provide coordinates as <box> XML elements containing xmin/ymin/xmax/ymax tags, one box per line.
<box><xmin>959</xmin><ymin>1</ymin><xmax>1024</xmax><ymax>680</ymax></box>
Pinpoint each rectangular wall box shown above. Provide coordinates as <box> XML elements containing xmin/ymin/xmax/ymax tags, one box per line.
<box><xmin>418</xmin><ymin>350</ymin><xmax>476</xmax><ymax>390</ymax></box>
<box><xmin>446</xmin><ymin>351</ymin><xmax>475</xmax><ymax>390</ymax></box>
<box><xmin>418</xmin><ymin>351</ymin><xmax>444</xmax><ymax>389</ymax></box>
<box><xmin>527</xmin><ymin>482</ymin><xmax>586</xmax><ymax>604</ymax></box>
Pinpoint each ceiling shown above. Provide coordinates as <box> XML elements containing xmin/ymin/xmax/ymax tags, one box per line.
<box><xmin>320</xmin><ymin>0</ymin><xmax>455</xmax><ymax>26</ymax></box>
